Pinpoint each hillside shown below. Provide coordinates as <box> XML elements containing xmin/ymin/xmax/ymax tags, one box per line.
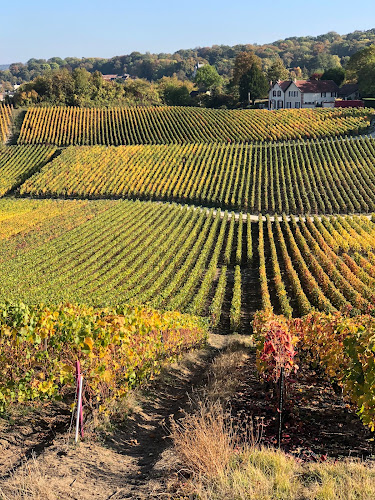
<box><xmin>2</xmin><ymin>104</ymin><xmax>375</xmax><ymax>498</ymax></box>
<box><xmin>1</xmin><ymin>28</ymin><xmax>375</xmax><ymax>83</ymax></box>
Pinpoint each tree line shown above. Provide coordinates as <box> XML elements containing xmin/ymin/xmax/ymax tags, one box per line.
<box><xmin>3</xmin><ymin>35</ymin><xmax>375</xmax><ymax>108</ymax></box>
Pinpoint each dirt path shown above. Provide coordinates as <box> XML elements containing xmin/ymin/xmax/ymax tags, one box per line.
<box><xmin>0</xmin><ymin>334</ymin><xmax>231</xmax><ymax>500</ymax></box>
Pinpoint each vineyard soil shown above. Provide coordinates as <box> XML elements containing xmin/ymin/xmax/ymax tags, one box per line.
<box><xmin>0</xmin><ymin>334</ymin><xmax>230</xmax><ymax>499</ymax></box>
<box><xmin>1</xmin><ymin>335</ymin><xmax>373</xmax><ymax>500</ymax></box>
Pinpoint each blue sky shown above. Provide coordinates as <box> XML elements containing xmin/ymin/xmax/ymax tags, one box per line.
<box><xmin>1</xmin><ymin>0</ymin><xmax>374</xmax><ymax>63</ymax></box>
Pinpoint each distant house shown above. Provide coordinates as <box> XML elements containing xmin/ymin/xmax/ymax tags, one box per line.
<box><xmin>0</xmin><ymin>89</ymin><xmax>15</xmax><ymax>101</ymax></box>
<box><xmin>338</xmin><ymin>83</ymin><xmax>360</xmax><ymax>101</ymax></box>
<box><xmin>335</xmin><ymin>100</ymin><xmax>364</xmax><ymax>108</ymax></box>
<box><xmin>192</xmin><ymin>62</ymin><xmax>205</xmax><ymax>79</ymax></box>
<box><xmin>268</xmin><ymin>79</ymin><xmax>339</xmax><ymax>110</ymax></box>
<box><xmin>102</xmin><ymin>74</ymin><xmax>120</xmax><ymax>82</ymax></box>
<box><xmin>101</xmin><ymin>74</ymin><xmax>131</xmax><ymax>82</ymax></box>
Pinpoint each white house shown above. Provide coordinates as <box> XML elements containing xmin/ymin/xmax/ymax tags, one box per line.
<box><xmin>338</xmin><ymin>84</ymin><xmax>360</xmax><ymax>100</ymax></box>
<box><xmin>192</xmin><ymin>62</ymin><xmax>205</xmax><ymax>79</ymax></box>
<box><xmin>268</xmin><ymin>79</ymin><xmax>339</xmax><ymax>110</ymax></box>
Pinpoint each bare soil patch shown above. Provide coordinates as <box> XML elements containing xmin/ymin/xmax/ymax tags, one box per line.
<box><xmin>1</xmin><ymin>336</ymin><xmax>374</xmax><ymax>500</ymax></box>
<box><xmin>0</xmin><ymin>334</ymin><xmax>233</xmax><ymax>499</ymax></box>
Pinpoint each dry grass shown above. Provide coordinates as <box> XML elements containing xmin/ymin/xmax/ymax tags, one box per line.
<box><xmin>0</xmin><ymin>455</ymin><xmax>57</xmax><ymax>500</ymax></box>
<box><xmin>171</xmin><ymin>400</ymin><xmax>237</xmax><ymax>478</ymax></box>
<box><xmin>204</xmin><ymin>339</ymin><xmax>251</xmax><ymax>403</ymax></box>
<box><xmin>171</xmin><ymin>400</ymin><xmax>375</xmax><ymax>500</ymax></box>
<box><xmin>171</xmin><ymin>340</ymin><xmax>375</xmax><ymax>499</ymax></box>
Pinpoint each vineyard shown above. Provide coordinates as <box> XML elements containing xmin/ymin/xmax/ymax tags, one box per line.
<box><xmin>0</xmin><ymin>145</ymin><xmax>57</xmax><ymax>196</ymax></box>
<box><xmin>0</xmin><ymin>199</ymin><xmax>248</xmax><ymax>331</ymax></box>
<box><xmin>19</xmin><ymin>136</ymin><xmax>375</xmax><ymax>214</ymax></box>
<box><xmin>17</xmin><ymin>106</ymin><xmax>373</xmax><ymax>145</ymax></box>
<box><xmin>0</xmin><ymin>103</ymin><xmax>12</xmax><ymax>144</ymax></box>
<box><xmin>3</xmin><ymin>198</ymin><xmax>375</xmax><ymax>330</ymax></box>
<box><xmin>257</xmin><ymin>213</ymin><xmax>375</xmax><ymax>317</ymax></box>
<box><xmin>3</xmin><ymin>100</ymin><xmax>375</xmax><ymax>457</ymax></box>
<box><xmin>0</xmin><ymin>301</ymin><xmax>207</xmax><ymax>411</ymax></box>
<box><xmin>254</xmin><ymin>310</ymin><xmax>375</xmax><ymax>431</ymax></box>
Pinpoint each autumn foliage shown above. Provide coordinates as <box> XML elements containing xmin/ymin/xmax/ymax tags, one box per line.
<box><xmin>17</xmin><ymin>106</ymin><xmax>373</xmax><ymax>146</ymax></box>
<box><xmin>253</xmin><ymin>310</ymin><xmax>375</xmax><ymax>431</ymax></box>
<box><xmin>253</xmin><ymin>311</ymin><xmax>298</xmax><ymax>383</ymax></box>
<box><xmin>0</xmin><ymin>302</ymin><xmax>207</xmax><ymax>413</ymax></box>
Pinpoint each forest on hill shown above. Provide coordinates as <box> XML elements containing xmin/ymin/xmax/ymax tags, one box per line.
<box><xmin>1</xmin><ymin>28</ymin><xmax>375</xmax><ymax>86</ymax></box>
<box><xmin>1</xmin><ymin>29</ymin><xmax>374</xmax><ymax>109</ymax></box>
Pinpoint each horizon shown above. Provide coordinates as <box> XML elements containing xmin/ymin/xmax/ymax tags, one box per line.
<box><xmin>1</xmin><ymin>26</ymin><xmax>374</xmax><ymax>66</ymax></box>
<box><xmin>1</xmin><ymin>0</ymin><xmax>374</xmax><ymax>64</ymax></box>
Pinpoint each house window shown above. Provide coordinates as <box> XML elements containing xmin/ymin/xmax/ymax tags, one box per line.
<box><xmin>277</xmin><ymin>90</ymin><xmax>281</xmax><ymax>97</ymax></box>
<box><xmin>295</xmin><ymin>102</ymin><xmax>300</xmax><ymax>109</ymax></box>
<box><xmin>277</xmin><ymin>100</ymin><xmax>283</xmax><ymax>108</ymax></box>
<box><xmin>321</xmin><ymin>92</ymin><xmax>326</xmax><ymax>98</ymax></box>
<box><xmin>273</xmin><ymin>91</ymin><xmax>276</xmax><ymax>96</ymax></box>
<box><xmin>286</xmin><ymin>102</ymin><xmax>292</xmax><ymax>108</ymax></box>
<box><xmin>331</xmin><ymin>92</ymin><xmax>335</xmax><ymax>97</ymax></box>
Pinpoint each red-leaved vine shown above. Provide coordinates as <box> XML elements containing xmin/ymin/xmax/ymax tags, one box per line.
<box><xmin>253</xmin><ymin>311</ymin><xmax>298</xmax><ymax>383</ymax></box>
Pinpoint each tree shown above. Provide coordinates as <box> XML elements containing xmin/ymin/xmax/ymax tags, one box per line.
<box><xmin>123</xmin><ymin>78</ymin><xmax>161</xmax><ymax>105</ymax></box>
<box><xmin>232</xmin><ymin>51</ymin><xmax>262</xmax><ymax>85</ymax></box>
<box><xmin>162</xmin><ymin>85</ymin><xmax>191</xmax><ymax>105</ymax></box>
<box><xmin>321</xmin><ymin>67</ymin><xmax>345</xmax><ymax>86</ymax></box>
<box><xmin>72</xmin><ymin>68</ymin><xmax>93</xmax><ymax>106</ymax></box>
<box><xmin>194</xmin><ymin>64</ymin><xmax>222</xmax><ymax>90</ymax></box>
<box><xmin>239</xmin><ymin>64</ymin><xmax>269</xmax><ymax>104</ymax></box>
<box><xmin>310</xmin><ymin>72</ymin><xmax>324</xmax><ymax>80</ymax></box>
<box><xmin>267</xmin><ymin>58</ymin><xmax>289</xmax><ymax>83</ymax></box>
<box><xmin>346</xmin><ymin>45</ymin><xmax>375</xmax><ymax>81</ymax></box>
<box><xmin>158</xmin><ymin>76</ymin><xmax>193</xmax><ymax>105</ymax></box>
<box><xmin>357</xmin><ymin>62</ymin><xmax>375</xmax><ymax>97</ymax></box>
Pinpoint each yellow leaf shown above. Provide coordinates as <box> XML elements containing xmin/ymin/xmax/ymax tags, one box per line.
<box><xmin>102</xmin><ymin>370</ymin><xmax>112</xmax><ymax>383</ymax></box>
<box><xmin>38</xmin><ymin>380</ymin><xmax>54</xmax><ymax>393</ymax></box>
<box><xmin>84</xmin><ymin>337</ymin><xmax>94</xmax><ymax>350</ymax></box>
<box><xmin>60</xmin><ymin>364</ymin><xmax>73</xmax><ymax>376</ymax></box>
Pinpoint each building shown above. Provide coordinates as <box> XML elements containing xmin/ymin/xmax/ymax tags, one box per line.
<box><xmin>192</xmin><ymin>62</ymin><xmax>205</xmax><ymax>79</ymax></box>
<box><xmin>334</xmin><ymin>100</ymin><xmax>364</xmax><ymax>108</ymax></box>
<box><xmin>102</xmin><ymin>74</ymin><xmax>120</xmax><ymax>82</ymax></box>
<box><xmin>101</xmin><ymin>74</ymin><xmax>131</xmax><ymax>82</ymax></box>
<box><xmin>338</xmin><ymin>83</ymin><xmax>360</xmax><ymax>101</ymax></box>
<box><xmin>268</xmin><ymin>79</ymin><xmax>339</xmax><ymax>110</ymax></box>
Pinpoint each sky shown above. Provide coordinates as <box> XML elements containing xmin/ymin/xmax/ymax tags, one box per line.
<box><xmin>1</xmin><ymin>0</ymin><xmax>375</xmax><ymax>64</ymax></box>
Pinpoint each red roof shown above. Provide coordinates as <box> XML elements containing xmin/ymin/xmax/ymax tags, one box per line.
<box><xmin>274</xmin><ymin>79</ymin><xmax>339</xmax><ymax>94</ymax></box>
<box><xmin>102</xmin><ymin>74</ymin><xmax>118</xmax><ymax>81</ymax></box>
<box><xmin>294</xmin><ymin>80</ymin><xmax>339</xmax><ymax>93</ymax></box>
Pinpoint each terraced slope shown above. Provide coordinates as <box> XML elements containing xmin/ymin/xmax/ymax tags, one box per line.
<box><xmin>19</xmin><ymin>136</ymin><xmax>375</xmax><ymax>214</ymax></box>
<box><xmin>2</xmin><ymin>199</ymin><xmax>375</xmax><ymax>333</ymax></box>
<box><xmin>17</xmin><ymin>106</ymin><xmax>373</xmax><ymax>146</ymax></box>
<box><xmin>0</xmin><ymin>145</ymin><xmax>56</xmax><ymax>196</ymax></box>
